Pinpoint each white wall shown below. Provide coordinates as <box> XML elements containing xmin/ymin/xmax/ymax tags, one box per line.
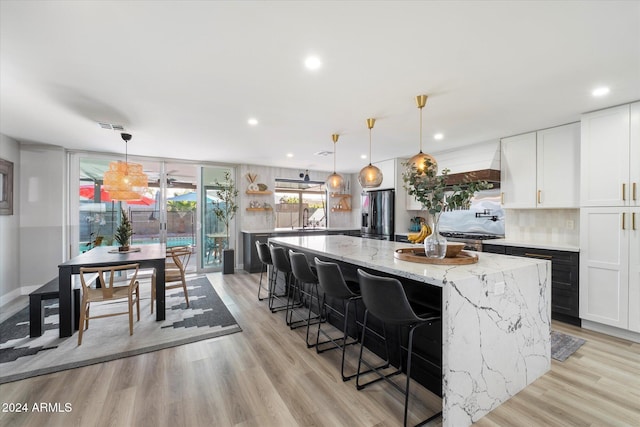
<box><xmin>0</xmin><ymin>134</ymin><xmax>20</xmax><ymax>305</ymax></box>
<box><xmin>18</xmin><ymin>144</ymin><xmax>65</xmax><ymax>291</ymax></box>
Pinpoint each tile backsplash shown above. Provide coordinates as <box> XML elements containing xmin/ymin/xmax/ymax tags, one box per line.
<box><xmin>504</xmin><ymin>209</ymin><xmax>580</xmax><ymax>246</ymax></box>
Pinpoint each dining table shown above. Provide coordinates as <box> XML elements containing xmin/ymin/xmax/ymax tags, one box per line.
<box><xmin>57</xmin><ymin>243</ymin><xmax>166</xmax><ymax>338</ymax></box>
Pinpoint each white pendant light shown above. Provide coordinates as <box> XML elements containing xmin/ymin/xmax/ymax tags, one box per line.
<box><xmin>103</xmin><ymin>133</ymin><xmax>148</xmax><ymax>201</ymax></box>
<box><xmin>407</xmin><ymin>95</ymin><xmax>438</xmax><ymax>175</ymax></box>
<box><xmin>358</xmin><ymin>118</ymin><xmax>383</xmax><ymax>188</ymax></box>
<box><xmin>326</xmin><ymin>133</ymin><xmax>344</xmax><ymax>192</ymax></box>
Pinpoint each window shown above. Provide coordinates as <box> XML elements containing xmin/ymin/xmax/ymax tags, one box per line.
<box><xmin>274</xmin><ymin>180</ymin><xmax>326</xmax><ymax>228</ymax></box>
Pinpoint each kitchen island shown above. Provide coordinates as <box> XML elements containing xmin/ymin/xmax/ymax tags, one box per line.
<box><xmin>269</xmin><ymin>235</ymin><xmax>551</xmax><ymax>427</ymax></box>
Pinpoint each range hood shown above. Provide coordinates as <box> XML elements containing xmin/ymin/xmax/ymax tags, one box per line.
<box><xmin>443</xmin><ymin>169</ymin><xmax>501</xmax><ymax>188</ymax></box>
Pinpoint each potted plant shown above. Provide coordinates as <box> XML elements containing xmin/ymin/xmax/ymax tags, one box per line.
<box><xmin>402</xmin><ymin>158</ymin><xmax>492</xmax><ymax>258</ymax></box>
<box><xmin>212</xmin><ymin>170</ymin><xmax>239</xmax><ymax>274</ymax></box>
<box><xmin>114</xmin><ymin>207</ymin><xmax>133</xmax><ymax>252</ymax></box>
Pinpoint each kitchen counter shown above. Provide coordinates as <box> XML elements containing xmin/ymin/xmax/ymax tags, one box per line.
<box><xmin>269</xmin><ymin>235</ymin><xmax>551</xmax><ymax>427</ymax></box>
<box><xmin>486</xmin><ymin>238</ymin><xmax>579</xmax><ymax>252</ymax></box>
<box><xmin>241</xmin><ymin>227</ymin><xmax>358</xmax><ymax>234</ymax></box>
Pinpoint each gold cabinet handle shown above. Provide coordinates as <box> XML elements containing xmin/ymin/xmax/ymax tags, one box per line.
<box><xmin>633</xmin><ymin>182</ymin><xmax>637</xmax><ymax>201</ymax></box>
<box><xmin>501</xmin><ymin>192</ymin><xmax>504</xmax><ymax>204</ymax></box>
<box><xmin>537</xmin><ymin>190</ymin><xmax>542</xmax><ymax>204</ymax></box>
<box><xmin>622</xmin><ymin>212</ymin><xmax>626</xmax><ymax>230</ymax></box>
<box><xmin>524</xmin><ymin>252</ymin><xmax>553</xmax><ymax>259</ymax></box>
<box><xmin>622</xmin><ymin>183</ymin><xmax>626</xmax><ymax>201</ymax></box>
<box><xmin>633</xmin><ymin>212</ymin><xmax>636</xmax><ymax>231</ymax></box>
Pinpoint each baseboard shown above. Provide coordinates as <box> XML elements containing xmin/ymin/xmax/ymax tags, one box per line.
<box><xmin>581</xmin><ymin>320</ymin><xmax>640</xmax><ymax>343</ymax></box>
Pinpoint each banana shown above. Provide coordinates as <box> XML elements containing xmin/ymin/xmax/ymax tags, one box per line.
<box><xmin>408</xmin><ymin>224</ymin><xmax>432</xmax><ymax>243</ymax></box>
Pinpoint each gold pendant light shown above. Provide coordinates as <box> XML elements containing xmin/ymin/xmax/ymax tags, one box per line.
<box><xmin>103</xmin><ymin>133</ymin><xmax>148</xmax><ymax>201</ymax></box>
<box><xmin>407</xmin><ymin>95</ymin><xmax>438</xmax><ymax>175</ymax></box>
<box><xmin>326</xmin><ymin>133</ymin><xmax>344</xmax><ymax>192</ymax></box>
<box><xmin>358</xmin><ymin>118</ymin><xmax>383</xmax><ymax>188</ymax></box>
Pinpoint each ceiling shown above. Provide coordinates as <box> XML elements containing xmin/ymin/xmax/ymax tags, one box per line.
<box><xmin>1</xmin><ymin>1</ymin><xmax>639</xmax><ymax>175</ymax></box>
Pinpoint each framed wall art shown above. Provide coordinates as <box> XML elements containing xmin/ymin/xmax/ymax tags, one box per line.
<box><xmin>0</xmin><ymin>158</ymin><xmax>14</xmax><ymax>215</ymax></box>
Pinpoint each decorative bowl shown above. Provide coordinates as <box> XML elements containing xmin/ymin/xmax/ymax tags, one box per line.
<box><xmin>445</xmin><ymin>242</ymin><xmax>465</xmax><ymax>258</ymax></box>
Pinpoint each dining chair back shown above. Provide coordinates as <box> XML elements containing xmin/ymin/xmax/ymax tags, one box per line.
<box><xmin>77</xmin><ymin>263</ymin><xmax>141</xmax><ymax>345</ymax></box>
<box><xmin>151</xmin><ymin>245</ymin><xmax>191</xmax><ymax>313</ymax></box>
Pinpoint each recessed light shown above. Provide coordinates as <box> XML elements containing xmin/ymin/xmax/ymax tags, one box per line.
<box><xmin>434</xmin><ymin>133</ymin><xmax>444</xmax><ymax>140</ymax></box>
<box><xmin>286</xmin><ymin>153</ymin><xmax>294</xmax><ymax>158</ymax></box>
<box><xmin>248</xmin><ymin>118</ymin><xmax>259</xmax><ymax>126</ymax></box>
<box><xmin>360</xmin><ymin>154</ymin><xmax>367</xmax><ymax>160</ymax></box>
<box><xmin>591</xmin><ymin>87</ymin><xmax>610</xmax><ymax>97</ymax></box>
<box><xmin>304</xmin><ymin>56</ymin><xmax>322</xmax><ymax>71</ymax></box>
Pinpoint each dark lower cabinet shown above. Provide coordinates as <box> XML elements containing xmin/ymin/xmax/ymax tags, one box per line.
<box><xmin>483</xmin><ymin>244</ymin><xmax>580</xmax><ymax>326</ymax></box>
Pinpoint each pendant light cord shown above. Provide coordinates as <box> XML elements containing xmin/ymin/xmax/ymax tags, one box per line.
<box><xmin>419</xmin><ymin>105</ymin><xmax>423</xmax><ymax>153</ymax></box>
<box><xmin>368</xmin><ymin>127</ymin><xmax>372</xmax><ymax>165</ymax></box>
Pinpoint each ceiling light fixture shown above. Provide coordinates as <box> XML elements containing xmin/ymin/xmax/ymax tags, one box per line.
<box><xmin>103</xmin><ymin>133</ymin><xmax>148</xmax><ymax>201</ymax></box>
<box><xmin>358</xmin><ymin>118</ymin><xmax>383</xmax><ymax>188</ymax></box>
<box><xmin>248</xmin><ymin>118</ymin><xmax>258</xmax><ymax>126</ymax></box>
<box><xmin>326</xmin><ymin>133</ymin><xmax>344</xmax><ymax>192</ymax></box>
<box><xmin>304</xmin><ymin>56</ymin><xmax>322</xmax><ymax>70</ymax></box>
<box><xmin>407</xmin><ymin>94</ymin><xmax>437</xmax><ymax>175</ymax></box>
<box><xmin>434</xmin><ymin>133</ymin><xmax>444</xmax><ymax>140</ymax></box>
<box><xmin>592</xmin><ymin>86</ymin><xmax>610</xmax><ymax>97</ymax></box>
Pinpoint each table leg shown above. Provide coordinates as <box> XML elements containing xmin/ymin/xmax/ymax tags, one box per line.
<box><xmin>58</xmin><ymin>266</ymin><xmax>74</xmax><ymax>338</ymax></box>
<box><xmin>155</xmin><ymin>261</ymin><xmax>165</xmax><ymax>321</ymax></box>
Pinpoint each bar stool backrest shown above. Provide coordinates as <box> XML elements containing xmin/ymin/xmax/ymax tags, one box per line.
<box><xmin>289</xmin><ymin>250</ymin><xmax>317</xmax><ymax>283</ymax></box>
<box><xmin>270</xmin><ymin>245</ymin><xmax>291</xmax><ymax>273</ymax></box>
<box><xmin>255</xmin><ymin>241</ymin><xmax>272</xmax><ymax>265</ymax></box>
<box><xmin>357</xmin><ymin>269</ymin><xmax>423</xmax><ymax>325</ymax></box>
<box><xmin>315</xmin><ymin>258</ymin><xmax>358</xmax><ymax>299</ymax></box>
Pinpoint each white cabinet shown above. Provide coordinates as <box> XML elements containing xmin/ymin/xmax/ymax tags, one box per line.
<box><xmin>581</xmin><ymin>103</ymin><xmax>639</xmax><ymax>207</ymax></box>
<box><xmin>500</xmin><ymin>132</ymin><xmax>537</xmax><ymax>208</ymax></box>
<box><xmin>500</xmin><ymin>123</ymin><xmax>579</xmax><ymax>209</ymax></box>
<box><xmin>580</xmin><ymin>207</ymin><xmax>640</xmax><ymax>331</ymax></box>
<box><xmin>536</xmin><ymin>123</ymin><xmax>580</xmax><ymax>207</ymax></box>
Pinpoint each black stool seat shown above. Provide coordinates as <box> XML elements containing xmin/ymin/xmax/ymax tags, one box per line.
<box><xmin>356</xmin><ymin>269</ymin><xmax>442</xmax><ymax>427</ymax></box>
<box><xmin>255</xmin><ymin>241</ymin><xmax>274</xmax><ymax>301</ymax></box>
<box><xmin>269</xmin><ymin>245</ymin><xmax>296</xmax><ymax>314</ymax></box>
<box><xmin>288</xmin><ymin>250</ymin><xmax>323</xmax><ymax>347</ymax></box>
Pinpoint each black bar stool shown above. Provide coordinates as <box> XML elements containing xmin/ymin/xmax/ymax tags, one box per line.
<box><xmin>356</xmin><ymin>269</ymin><xmax>442</xmax><ymax>427</ymax></box>
<box><xmin>255</xmin><ymin>241</ymin><xmax>274</xmax><ymax>301</ymax></box>
<box><xmin>314</xmin><ymin>257</ymin><xmax>364</xmax><ymax>381</ymax></box>
<box><xmin>288</xmin><ymin>250</ymin><xmax>323</xmax><ymax>347</ymax></box>
<box><xmin>268</xmin><ymin>245</ymin><xmax>292</xmax><ymax>313</ymax></box>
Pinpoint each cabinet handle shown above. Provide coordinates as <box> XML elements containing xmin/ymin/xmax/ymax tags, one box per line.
<box><xmin>501</xmin><ymin>192</ymin><xmax>504</xmax><ymax>204</ymax></box>
<box><xmin>524</xmin><ymin>252</ymin><xmax>553</xmax><ymax>259</ymax></box>
<box><xmin>633</xmin><ymin>182</ymin><xmax>637</xmax><ymax>201</ymax></box>
<box><xmin>537</xmin><ymin>190</ymin><xmax>542</xmax><ymax>204</ymax></box>
<box><xmin>633</xmin><ymin>212</ymin><xmax>636</xmax><ymax>231</ymax></box>
<box><xmin>622</xmin><ymin>183</ymin><xmax>626</xmax><ymax>201</ymax></box>
<box><xmin>622</xmin><ymin>212</ymin><xmax>626</xmax><ymax>230</ymax></box>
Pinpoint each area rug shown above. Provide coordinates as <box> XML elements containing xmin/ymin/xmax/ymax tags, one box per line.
<box><xmin>551</xmin><ymin>330</ymin><xmax>585</xmax><ymax>362</ymax></box>
<box><xmin>0</xmin><ymin>276</ymin><xmax>241</xmax><ymax>384</ymax></box>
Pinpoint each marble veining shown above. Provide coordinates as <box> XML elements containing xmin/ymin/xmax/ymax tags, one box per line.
<box><xmin>270</xmin><ymin>235</ymin><xmax>551</xmax><ymax>427</ymax></box>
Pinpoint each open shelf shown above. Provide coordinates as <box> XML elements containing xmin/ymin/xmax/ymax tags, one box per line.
<box><xmin>330</xmin><ymin>193</ymin><xmax>352</xmax><ymax>198</ymax></box>
<box><xmin>246</xmin><ymin>207</ymin><xmax>272</xmax><ymax>211</ymax></box>
<box><xmin>246</xmin><ymin>190</ymin><xmax>272</xmax><ymax>195</ymax></box>
<box><xmin>331</xmin><ymin>208</ymin><xmax>351</xmax><ymax>212</ymax></box>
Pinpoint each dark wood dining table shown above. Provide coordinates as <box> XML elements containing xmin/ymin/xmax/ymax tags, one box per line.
<box><xmin>57</xmin><ymin>243</ymin><xmax>166</xmax><ymax>338</ymax></box>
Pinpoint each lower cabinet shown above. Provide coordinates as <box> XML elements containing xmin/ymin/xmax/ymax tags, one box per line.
<box><xmin>483</xmin><ymin>244</ymin><xmax>580</xmax><ymax>326</ymax></box>
<box><xmin>579</xmin><ymin>207</ymin><xmax>640</xmax><ymax>333</ymax></box>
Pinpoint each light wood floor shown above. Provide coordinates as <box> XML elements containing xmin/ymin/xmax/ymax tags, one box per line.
<box><xmin>1</xmin><ymin>272</ymin><xmax>639</xmax><ymax>427</ymax></box>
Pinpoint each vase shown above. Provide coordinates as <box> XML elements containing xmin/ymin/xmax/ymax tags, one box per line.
<box><xmin>424</xmin><ymin>213</ymin><xmax>447</xmax><ymax>259</ymax></box>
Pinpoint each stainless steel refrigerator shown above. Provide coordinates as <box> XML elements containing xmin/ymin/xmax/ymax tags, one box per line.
<box><xmin>360</xmin><ymin>189</ymin><xmax>394</xmax><ymax>240</ymax></box>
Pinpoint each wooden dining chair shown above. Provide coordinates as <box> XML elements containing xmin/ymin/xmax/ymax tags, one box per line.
<box><xmin>150</xmin><ymin>246</ymin><xmax>191</xmax><ymax>313</ymax></box>
<box><xmin>77</xmin><ymin>263</ymin><xmax>141</xmax><ymax>346</ymax></box>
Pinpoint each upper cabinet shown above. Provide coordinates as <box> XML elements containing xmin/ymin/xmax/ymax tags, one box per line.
<box><xmin>581</xmin><ymin>103</ymin><xmax>639</xmax><ymax>207</ymax></box>
<box><xmin>500</xmin><ymin>122</ymin><xmax>580</xmax><ymax>209</ymax></box>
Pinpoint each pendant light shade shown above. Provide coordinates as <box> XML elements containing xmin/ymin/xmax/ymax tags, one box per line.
<box><xmin>326</xmin><ymin>133</ymin><xmax>344</xmax><ymax>192</ymax></box>
<box><xmin>103</xmin><ymin>133</ymin><xmax>148</xmax><ymax>201</ymax></box>
<box><xmin>407</xmin><ymin>95</ymin><xmax>438</xmax><ymax>175</ymax></box>
<box><xmin>358</xmin><ymin>118</ymin><xmax>383</xmax><ymax>188</ymax></box>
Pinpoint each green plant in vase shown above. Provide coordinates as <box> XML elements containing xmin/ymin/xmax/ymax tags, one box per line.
<box><xmin>114</xmin><ymin>208</ymin><xmax>133</xmax><ymax>251</ymax></box>
<box><xmin>212</xmin><ymin>170</ymin><xmax>239</xmax><ymax>274</ymax></box>
<box><xmin>402</xmin><ymin>157</ymin><xmax>492</xmax><ymax>258</ymax></box>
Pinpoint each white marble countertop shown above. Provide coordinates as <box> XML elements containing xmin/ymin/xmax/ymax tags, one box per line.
<box><xmin>483</xmin><ymin>238</ymin><xmax>580</xmax><ymax>252</ymax></box>
<box><xmin>269</xmin><ymin>234</ymin><xmax>547</xmax><ymax>287</ymax></box>
<box><xmin>242</xmin><ymin>227</ymin><xmax>358</xmax><ymax>234</ymax></box>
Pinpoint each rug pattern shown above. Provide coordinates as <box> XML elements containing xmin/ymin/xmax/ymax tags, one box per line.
<box><xmin>0</xmin><ymin>276</ymin><xmax>241</xmax><ymax>384</ymax></box>
<box><xmin>550</xmin><ymin>330</ymin><xmax>585</xmax><ymax>362</ymax></box>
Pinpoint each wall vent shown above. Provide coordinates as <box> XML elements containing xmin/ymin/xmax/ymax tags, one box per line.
<box><xmin>98</xmin><ymin>122</ymin><xmax>125</xmax><ymax>131</ymax></box>
<box><xmin>314</xmin><ymin>150</ymin><xmax>332</xmax><ymax>156</ymax></box>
